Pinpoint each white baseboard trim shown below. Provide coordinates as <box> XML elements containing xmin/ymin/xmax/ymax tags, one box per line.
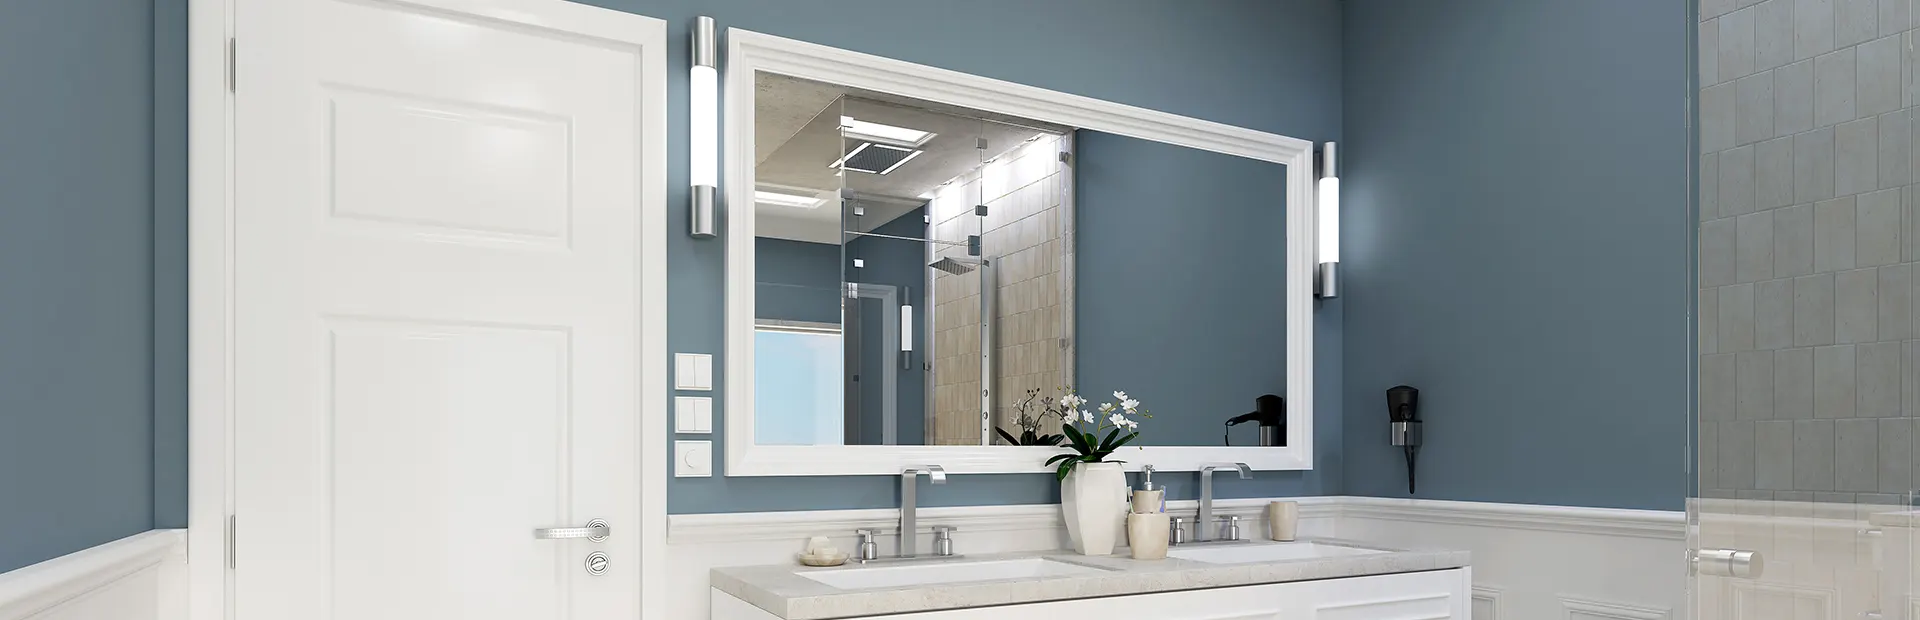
<box><xmin>0</xmin><ymin>529</ymin><xmax>186</xmax><ymax>620</ymax></box>
<box><xmin>1332</xmin><ymin>496</ymin><xmax>1687</xmax><ymax>540</ymax></box>
<box><xmin>669</xmin><ymin>497</ymin><xmax>1344</xmax><ymax>544</ymax></box>
<box><xmin>1560</xmin><ymin>595</ymin><xmax>1672</xmax><ymax>620</ymax></box>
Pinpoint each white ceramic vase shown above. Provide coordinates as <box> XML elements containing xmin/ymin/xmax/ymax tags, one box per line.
<box><xmin>1061</xmin><ymin>462</ymin><xmax>1127</xmax><ymax>555</ymax></box>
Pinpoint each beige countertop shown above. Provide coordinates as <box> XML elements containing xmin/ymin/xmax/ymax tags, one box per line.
<box><xmin>710</xmin><ymin>538</ymin><xmax>1471</xmax><ymax>620</ymax></box>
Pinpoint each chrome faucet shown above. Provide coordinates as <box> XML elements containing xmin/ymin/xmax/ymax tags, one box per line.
<box><xmin>1195</xmin><ymin>463</ymin><xmax>1252</xmax><ymax>542</ymax></box>
<box><xmin>899</xmin><ymin>465</ymin><xmax>946</xmax><ymax>557</ymax></box>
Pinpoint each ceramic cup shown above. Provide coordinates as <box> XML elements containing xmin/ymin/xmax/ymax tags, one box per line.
<box><xmin>1127</xmin><ymin>512</ymin><xmax>1171</xmax><ymax>560</ymax></box>
<box><xmin>1268</xmin><ymin>501</ymin><xmax>1298</xmax><ymax>541</ymax></box>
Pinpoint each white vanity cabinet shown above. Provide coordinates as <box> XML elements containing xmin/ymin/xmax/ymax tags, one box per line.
<box><xmin>711</xmin><ymin>568</ymin><xmax>1472</xmax><ymax>620</ymax></box>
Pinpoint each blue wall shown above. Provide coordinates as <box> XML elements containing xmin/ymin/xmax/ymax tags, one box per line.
<box><xmin>1338</xmin><ymin>0</ymin><xmax>1690</xmax><ymax>510</ymax></box>
<box><xmin>755</xmin><ymin>237</ymin><xmax>841</xmax><ymax>323</ymax></box>
<box><xmin>0</xmin><ymin>0</ymin><xmax>185</xmax><ymax>573</ymax></box>
<box><xmin>626</xmin><ymin>0</ymin><xmax>1347</xmax><ymax>513</ymax></box>
<box><xmin>1077</xmin><ymin>131</ymin><xmax>1294</xmax><ymax>448</ymax></box>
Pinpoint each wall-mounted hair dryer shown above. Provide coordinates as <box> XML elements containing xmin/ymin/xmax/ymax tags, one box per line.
<box><xmin>1224</xmin><ymin>394</ymin><xmax>1285</xmax><ymax>446</ymax></box>
<box><xmin>1387</xmin><ymin>385</ymin><xmax>1421</xmax><ymax>494</ymax></box>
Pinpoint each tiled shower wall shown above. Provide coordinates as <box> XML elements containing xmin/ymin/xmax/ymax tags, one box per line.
<box><xmin>1697</xmin><ymin>0</ymin><xmax>1920</xmax><ymax>504</ymax></box>
<box><xmin>930</xmin><ymin>135</ymin><xmax>1070</xmax><ymax>445</ymax></box>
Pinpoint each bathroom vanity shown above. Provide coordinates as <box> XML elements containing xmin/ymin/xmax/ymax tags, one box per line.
<box><xmin>709</xmin><ymin>540</ymin><xmax>1471</xmax><ymax>619</ymax></box>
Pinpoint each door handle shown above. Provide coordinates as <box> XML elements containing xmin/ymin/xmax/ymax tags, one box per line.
<box><xmin>533</xmin><ymin>518</ymin><xmax>609</xmax><ymax>542</ymax></box>
<box><xmin>1692</xmin><ymin>548</ymin><xmax>1763</xmax><ymax>579</ymax></box>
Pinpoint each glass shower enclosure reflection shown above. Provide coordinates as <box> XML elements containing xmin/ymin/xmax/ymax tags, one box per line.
<box><xmin>751</xmin><ymin>71</ymin><xmax>1073</xmax><ymax>448</ymax></box>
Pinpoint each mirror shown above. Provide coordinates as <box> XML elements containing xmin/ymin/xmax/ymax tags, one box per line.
<box><xmin>727</xmin><ymin>31</ymin><xmax>1313</xmax><ymax>474</ymax></box>
<box><xmin>750</xmin><ymin>70</ymin><xmax>1290</xmax><ymax>450</ymax></box>
<box><xmin>752</xmin><ymin>73</ymin><xmax>1073</xmax><ymax>447</ymax></box>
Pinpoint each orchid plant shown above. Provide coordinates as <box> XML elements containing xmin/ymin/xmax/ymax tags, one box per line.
<box><xmin>1045</xmin><ymin>389</ymin><xmax>1151</xmax><ymax>480</ymax></box>
<box><xmin>995</xmin><ymin>388</ymin><xmax>1069</xmax><ymax>446</ymax></box>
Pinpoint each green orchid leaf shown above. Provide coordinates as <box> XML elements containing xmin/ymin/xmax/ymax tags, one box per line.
<box><xmin>995</xmin><ymin>427</ymin><xmax>1020</xmax><ymax>446</ymax></box>
<box><xmin>1044</xmin><ymin>453</ymin><xmax>1076</xmax><ymax>466</ymax></box>
<box><xmin>1056</xmin><ymin>460</ymin><xmax>1075</xmax><ymax>481</ymax></box>
<box><xmin>1064</xmin><ymin>425</ymin><xmax>1093</xmax><ymax>454</ymax></box>
<box><xmin>1108</xmin><ymin>432</ymin><xmax>1139</xmax><ymax>450</ymax></box>
<box><xmin>1100</xmin><ymin>428</ymin><xmax>1121</xmax><ymax>451</ymax></box>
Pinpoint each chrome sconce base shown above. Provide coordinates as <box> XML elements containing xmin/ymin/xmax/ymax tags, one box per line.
<box><xmin>1314</xmin><ymin>261</ymin><xmax>1339</xmax><ymax>298</ymax></box>
<box><xmin>691</xmin><ymin>185</ymin><xmax>716</xmax><ymax>238</ymax></box>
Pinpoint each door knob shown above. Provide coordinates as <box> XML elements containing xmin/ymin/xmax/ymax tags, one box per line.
<box><xmin>1692</xmin><ymin>548</ymin><xmax>1763</xmax><ymax>579</ymax></box>
<box><xmin>533</xmin><ymin>518</ymin><xmax>609</xmax><ymax>542</ymax></box>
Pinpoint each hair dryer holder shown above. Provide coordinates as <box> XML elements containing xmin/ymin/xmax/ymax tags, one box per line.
<box><xmin>1390</xmin><ymin>420</ymin><xmax>1422</xmax><ymax>447</ymax></box>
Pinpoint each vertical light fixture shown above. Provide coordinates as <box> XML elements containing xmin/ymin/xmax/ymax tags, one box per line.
<box><xmin>689</xmin><ymin>16</ymin><xmax>719</xmax><ymax>238</ymax></box>
<box><xmin>1315</xmin><ymin>142</ymin><xmax>1339</xmax><ymax>298</ymax></box>
<box><xmin>900</xmin><ymin>286</ymin><xmax>914</xmax><ymax>370</ymax></box>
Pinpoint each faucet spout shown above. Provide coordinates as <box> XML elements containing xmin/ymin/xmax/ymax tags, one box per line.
<box><xmin>899</xmin><ymin>465</ymin><xmax>946</xmax><ymax>557</ymax></box>
<box><xmin>1195</xmin><ymin>463</ymin><xmax>1253</xmax><ymax>542</ymax></box>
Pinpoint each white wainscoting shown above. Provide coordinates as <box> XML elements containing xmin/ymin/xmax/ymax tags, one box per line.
<box><xmin>667</xmin><ymin>496</ymin><xmax>1688</xmax><ymax>620</ymax></box>
<box><xmin>1331</xmin><ymin>497</ymin><xmax>1685</xmax><ymax>620</ymax></box>
<box><xmin>0</xmin><ymin>530</ymin><xmax>186</xmax><ymax>620</ymax></box>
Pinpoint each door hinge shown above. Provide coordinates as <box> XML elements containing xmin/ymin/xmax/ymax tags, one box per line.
<box><xmin>226</xmin><ymin>37</ymin><xmax>237</xmax><ymax>93</ymax></box>
<box><xmin>226</xmin><ymin>514</ymin><xmax>236</xmax><ymax>569</ymax></box>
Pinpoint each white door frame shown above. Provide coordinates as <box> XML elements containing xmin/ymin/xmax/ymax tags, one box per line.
<box><xmin>184</xmin><ymin>1</ymin><xmax>669</xmax><ymax>618</ymax></box>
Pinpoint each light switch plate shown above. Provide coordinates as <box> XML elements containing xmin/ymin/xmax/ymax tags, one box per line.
<box><xmin>675</xmin><ymin>396</ymin><xmax>713</xmax><ymax>434</ymax></box>
<box><xmin>675</xmin><ymin>440</ymin><xmax>712</xmax><ymax>477</ymax></box>
<box><xmin>675</xmin><ymin>353</ymin><xmax>713</xmax><ymax>391</ymax></box>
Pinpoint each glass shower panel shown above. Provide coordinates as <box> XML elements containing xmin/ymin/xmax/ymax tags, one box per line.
<box><xmin>1691</xmin><ymin>4</ymin><xmax>1919</xmax><ymax>619</ymax></box>
<box><xmin>839</xmin><ymin>98</ymin><xmax>985</xmax><ymax>446</ymax></box>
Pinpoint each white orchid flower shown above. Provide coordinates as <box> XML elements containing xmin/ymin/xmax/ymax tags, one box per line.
<box><xmin>1113</xmin><ymin>391</ymin><xmax>1129</xmax><ymax>401</ymax></box>
<box><xmin>1099</xmin><ymin>402</ymin><xmax>1116</xmax><ymax>413</ymax></box>
<box><xmin>1079</xmin><ymin>409</ymin><xmax>1094</xmax><ymax>423</ymax></box>
<box><xmin>1121</xmin><ymin>398</ymin><xmax>1141</xmax><ymax>412</ymax></box>
<box><xmin>1061</xmin><ymin>394</ymin><xmax>1085</xmax><ymax>408</ymax></box>
<box><xmin>1109</xmin><ymin>412</ymin><xmax>1130</xmax><ymax>427</ymax></box>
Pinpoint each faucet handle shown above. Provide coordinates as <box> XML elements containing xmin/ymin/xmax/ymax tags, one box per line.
<box><xmin>854</xmin><ymin>529</ymin><xmax>879</xmax><ymax>561</ymax></box>
<box><xmin>932</xmin><ymin>526</ymin><xmax>957</xmax><ymax>556</ymax></box>
<box><xmin>1223</xmin><ymin>515</ymin><xmax>1243</xmax><ymax>541</ymax></box>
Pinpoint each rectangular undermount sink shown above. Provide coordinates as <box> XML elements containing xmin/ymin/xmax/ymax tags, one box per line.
<box><xmin>1167</xmin><ymin>542</ymin><xmax>1387</xmax><ymax>564</ymax></box>
<box><xmin>799</xmin><ymin>558</ymin><xmax>1109</xmax><ymax>590</ymax></box>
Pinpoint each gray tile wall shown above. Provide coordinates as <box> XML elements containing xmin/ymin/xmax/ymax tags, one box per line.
<box><xmin>1701</xmin><ymin>0</ymin><xmax>1920</xmax><ymax>503</ymax></box>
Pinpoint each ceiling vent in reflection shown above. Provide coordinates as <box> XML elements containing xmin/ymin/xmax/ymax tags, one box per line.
<box><xmin>831</xmin><ymin>142</ymin><xmax>923</xmax><ymax>175</ymax></box>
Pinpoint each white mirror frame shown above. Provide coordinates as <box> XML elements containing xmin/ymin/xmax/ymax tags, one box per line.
<box><xmin>723</xmin><ymin>29</ymin><xmax>1317</xmax><ymax>476</ymax></box>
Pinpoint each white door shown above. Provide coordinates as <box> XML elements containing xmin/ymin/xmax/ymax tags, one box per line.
<box><xmin>231</xmin><ymin>0</ymin><xmax>664</xmax><ymax>618</ymax></box>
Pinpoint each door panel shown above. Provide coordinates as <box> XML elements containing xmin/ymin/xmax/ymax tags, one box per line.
<box><xmin>233</xmin><ymin>0</ymin><xmax>660</xmax><ymax>617</ymax></box>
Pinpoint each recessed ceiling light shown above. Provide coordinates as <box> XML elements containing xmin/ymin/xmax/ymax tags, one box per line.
<box><xmin>754</xmin><ymin>189</ymin><xmax>825</xmax><ymax>209</ymax></box>
<box><xmin>841</xmin><ymin>116</ymin><xmax>936</xmax><ymax>146</ymax></box>
<box><xmin>830</xmin><ymin>142</ymin><xmax>923</xmax><ymax>175</ymax></box>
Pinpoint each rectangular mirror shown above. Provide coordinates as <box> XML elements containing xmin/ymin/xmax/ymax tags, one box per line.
<box><xmin>725</xmin><ymin>30</ymin><xmax>1315</xmax><ymax>475</ymax></box>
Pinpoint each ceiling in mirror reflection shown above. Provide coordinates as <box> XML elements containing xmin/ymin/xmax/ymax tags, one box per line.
<box><xmin>753</xmin><ymin>72</ymin><xmax>1060</xmax><ymax>244</ymax></box>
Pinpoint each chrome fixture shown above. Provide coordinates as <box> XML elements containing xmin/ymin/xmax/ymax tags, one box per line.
<box><xmin>898</xmin><ymin>465</ymin><xmax>946</xmax><ymax>557</ymax></box>
<box><xmin>1169</xmin><ymin>517</ymin><xmax>1188</xmax><ymax>545</ymax></box>
<box><xmin>1315</xmin><ymin>142</ymin><xmax>1339</xmax><ymax>298</ymax></box>
<box><xmin>1692</xmin><ymin>548</ymin><xmax>1764</xmax><ymax>579</ymax></box>
<box><xmin>932</xmin><ymin>526</ymin><xmax>957</xmax><ymax>557</ymax></box>
<box><xmin>1221</xmin><ymin>515</ymin><xmax>1244</xmax><ymax>541</ymax></box>
<box><xmin>852</xmin><ymin>467</ymin><xmax>964</xmax><ymax>564</ymax></box>
<box><xmin>1195</xmin><ymin>463</ymin><xmax>1253</xmax><ymax>542</ymax></box>
<box><xmin>689</xmin><ymin>16</ymin><xmax>718</xmax><ymax>238</ymax></box>
<box><xmin>584</xmin><ymin>552</ymin><xmax>609</xmax><ymax>575</ymax></box>
<box><xmin>855</xmin><ymin>529</ymin><xmax>879</xmax><ymax>562</ymax></box>
<box><xmin>532</xmin><ymin>518</ymin><xmax>609</xmax><ymax>542</ymax></box>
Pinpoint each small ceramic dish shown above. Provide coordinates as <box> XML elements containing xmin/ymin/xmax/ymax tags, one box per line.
<box><xmin>796</xmin><ymin>552</ymin><xmax>850</xmax><ymax>567</ymax></box>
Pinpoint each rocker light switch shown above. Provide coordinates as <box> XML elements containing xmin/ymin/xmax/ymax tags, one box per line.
<box><xmin>675</xmin><ymin>440</ymin><xmax>712</xmax><ymax>477</ymax></box>
<box><xmin>675</xmin><ymin>396</ymin><xmax>713</xmax><ymax>434</ymax></box>
<box><xmin>675</xmin><ymin>353</ymin><xmax>713</xmax><ymax>391</ymax></box>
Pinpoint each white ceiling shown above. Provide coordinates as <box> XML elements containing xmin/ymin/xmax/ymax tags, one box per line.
<box><xmin>753</xmin><ymin>72</ymin><xmax>1061</xmax><ymax>244</ymax></box>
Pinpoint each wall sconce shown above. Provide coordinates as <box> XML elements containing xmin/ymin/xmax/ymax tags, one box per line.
<box><xmin>1315</xmin><ymin>142</ymin><xmax>1339</xmax><ymax>298</ymax></box>
<box><xmin>900</xmin><ymin>286</ymin><xmax>914</xmax><ymax>370</ymax></box>
<box><xmin>689</xmin><ymin>16</ymin><xmax>718</xmax><ymax>238</ymax></box>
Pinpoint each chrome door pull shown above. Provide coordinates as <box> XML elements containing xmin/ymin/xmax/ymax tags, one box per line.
<box><xmin>534</xmin><ymin>518</ymin><xmax>609</xmax><ymax>542</ymax></box>
<box><xmin>1692</xmin><ymin>548</ymin><xmax>1763</xmax><ymax>579</ymax></box>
